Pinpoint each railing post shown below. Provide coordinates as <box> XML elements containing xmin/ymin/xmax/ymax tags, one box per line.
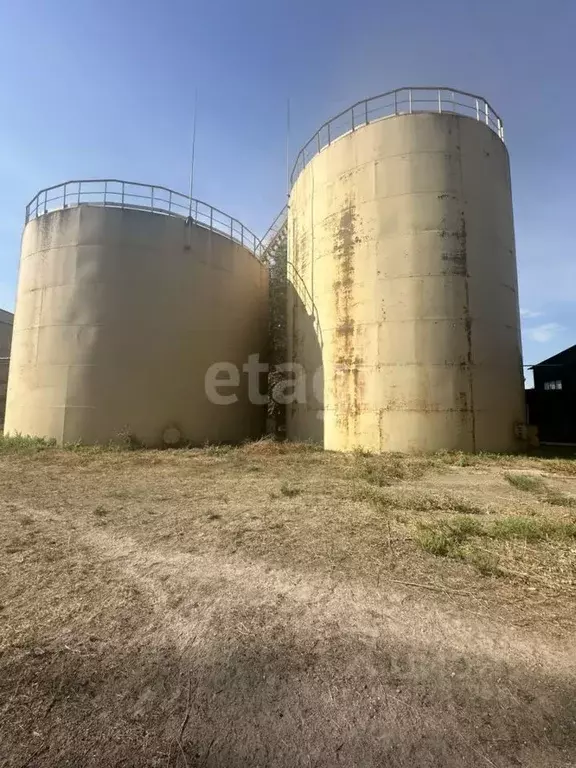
<box><xmin>44</xmin><ymin>190</ymin><xmax>48</xmax><ymax>214</ymax></box>
<box><xmin>168</xmin><ymin>190</ymin><xmax>172</xmax><ymax>214</ymax></box>
<box><xmin>78</xmin><ymin>182</ymin><xmax>82</xmax><ymax>205</ymax></box>
<box><xmin>63</xmin><ymin>183</ymin><xmax>67</xmax><ymax>208</ymax></box>
<box><xmin>210</xmin><ymin>207</ymin><xmax>213</xmax><ymax>230</ymax></box>
<box><xmin>365</xmin><ymin>99</ymin><xmax>369</xmax><ymax>124</ymax></box>
<box><xmin>121</xmin><ymin>182</ymin><xmax>125</xmax><ymax>208</ymax></box>
<box><xmin>475</xmin><ymin>98</ymin><xmax>479</xmax><ymax>121</ymax></box>
<box><xmin>485</xmin><ymin>101</ymin><xmax>489</xmax><ymax>125</ymax></box>
<box><xmin>438</xmin><ymin>89</ymin><xmax>442</xmax><ymax>113</ymax></box>
<box><xmin>151</xmin><ymin>186</ymin><xmax>154</xmax><ymax>210</ymax></box>
<box><xmin>104</xmin><ymin>181</ymin><xmax>108</xmax><ymax>205</ymax></box>
<box><xmin>394</xmin><ymin>90</ymin><xmax>398</xmax><ymax>115</ymax></box>
<box><xmin>327</xmin><ymin>122</ymin><xmax>331</xmax><ymax>144</ymax></box>
<box><xmin>408</xmin><ymin>89</ymin><xmax>412</xmax><ymax>114</ymax></box>
<box><xmin>351</xmin><ymin>106</ymin><xmax>355</xmax><ymax>131</ymax></box>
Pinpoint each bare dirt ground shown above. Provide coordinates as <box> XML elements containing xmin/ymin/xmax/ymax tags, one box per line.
<box><xmin>1</xmin><ymin>440</ymin><xmax>575</xmax><ymax>767</ymax></box>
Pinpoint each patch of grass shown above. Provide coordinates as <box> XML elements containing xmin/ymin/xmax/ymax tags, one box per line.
<box><xmin>416</xmin><ymin>518</ymin><xmax>504</xmax><ymax>576</ymax></box>
<box><xmin>410</xmin><ymin>492</ymin><xmax>483</xmax><ymax>515</ymax></box>
<box><xmin>240</xmin><ymin>438</ymin><xmax>322</xmax><ymax>456</ymax></box>
<box><xmin>545</xmin><ymin>490</ymin><xmax>576</xmax><ymax>508</ymax></box>
<box><xmin>369</xmin><ymin>489</ymin><xmax>483</xmax><ymax>515</ymax></box>
<box><xmin>415</xmin><ymin>516</ymin><xmax>482</xmax><ymax>559</ymax></box>
<box><xmin>0</xmin><ymin>434</ymin><xmax>57</xmax><ymax>454</ymax></box>
<box><xmin>504</xmin><ymin>473</ymin><xmax>576</xmax><ymax>509</ymax></box>
<box><xmin>416</xmin><ymin>514</ymin><xmax>576</xmax><ymax>558</ymax></box>
<box><xmin>444</xmin><ymin>516</ymin><xmax>484</xmax><ymax>540</ymax></box>
<box><xmin>280</xmin><ymin>483</ymin><xmax>301</xmax><ymax>498</ymax></box>
<box><xmin>355</xmin><ymin>454</ymin><xmax>432</xmax><ymax>488</ymax></box>
<box><xmin>449</xmin><ymin>498</ymin><xmax>484</xmax><ymax>515</ymax></box>
<box><xmin>436</xmin><ymin>450</ymin><xmax>576</xmax><ymax>476</ymax></box>
<box><xmin>202</xmin><ymin>442</ymin><xmax>235</xmax><ymax>456</ymax></box>
<box><xmin>467</xmin><ymin>549</ymin><xmax>502</xmax><ymax>577</ymax></box>
<box><xmin>114</xmin><ymin>427</ymin><xmax>144</xmax><ymax>450</ymax></box>
<box><xmin>489</xmin><ymin>517</ymin><xmax>576</xmax><ymax>542</ymax></box>
<box><xmin>504</xmin><ymin>473</ymin><xmax>546</xmax><ymax>493</ymax></box>
<box><xmin>416</xmin><ymin>530</ymin><xmax>455</xmax><ymax>557</ymax></box>
<box><xmin>359</xmin><ymin>463</ymin><xmax>396</xmax><ymax>488</ymax></box>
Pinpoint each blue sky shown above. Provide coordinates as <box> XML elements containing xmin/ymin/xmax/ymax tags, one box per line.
<box><xmin>1</xmin><ymin>0</ymin><xmax>574</xmax><ymax>382</ymax></box>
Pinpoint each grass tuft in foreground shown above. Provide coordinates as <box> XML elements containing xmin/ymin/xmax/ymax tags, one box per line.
<box><xmin>0</xmin><ymin>434</ymin><xmax>57</xmax><ymax>454</ymax></box>
<box><xmin>504</xmin><ymin>473</ymin><xmax>546</xmax><ymax>493</ymax></box>
<box><xmin>504</xmin><ymin>472</ymin><xmax>576</xmax><ymax>508</ymax></box>
<box><xmin>416</xmin><ymin>512</ymin><xmax>576</xmax><ymax>577</ymax></box>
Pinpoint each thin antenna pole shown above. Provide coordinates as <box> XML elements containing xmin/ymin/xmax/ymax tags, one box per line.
<box><xmin>188</xmin><ymin>89</ymin><xmax>198</xmax><ymax>218</ymax></box>
<box><xmin>286</xmin><ymin>97</ymin><xmax>291</xmax><ymax>200</ymax></box>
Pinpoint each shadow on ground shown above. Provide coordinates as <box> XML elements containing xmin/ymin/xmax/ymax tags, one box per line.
<box><xmin>2</xmin><ymin>611</ymin><xmax>575</xmax><ymax>768</ymax></box>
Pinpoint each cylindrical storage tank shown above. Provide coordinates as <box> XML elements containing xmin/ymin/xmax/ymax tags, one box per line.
<box><xmin>287</xmin><ymin>88</ymin><xmax>525</xmax><ymax>453</ymax></box>
<box><xmin>5</xmin><ymin>182</ymin><xmax>269</xmax><ymax>445</ymax></box>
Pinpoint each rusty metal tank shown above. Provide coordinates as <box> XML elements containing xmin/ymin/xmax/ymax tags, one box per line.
<box><xmin>5</xmin><ymin>181</ymin><xmax>269</xmax><ymax>445</ymax></box>
<box><xmin>287</xmin><ymin>87</ymin><xmax>525</xmax><ymax>452</ymax></box>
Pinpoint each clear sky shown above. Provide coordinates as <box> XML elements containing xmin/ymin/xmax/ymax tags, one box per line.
<box><xmin>0</xmin><ymin>0</ymin><xmax>574</xmax><ymax>381</ymax></box>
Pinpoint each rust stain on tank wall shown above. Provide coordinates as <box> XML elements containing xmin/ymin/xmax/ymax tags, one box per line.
<box><xmin>332</xmin><ymin>200</ymin><xmax>363</xmax><ymax>439</ymax></box>
<box><xmin>458</xmin><ymin>213</ymin><xmax>477</xmax><ymax>450</ymax></box>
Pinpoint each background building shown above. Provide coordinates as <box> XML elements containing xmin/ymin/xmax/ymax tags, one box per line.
<box><xmin>527</xmin><ymin>344</ymin><xmax>576</xmax><ymax>444</ymax></box>
<box><xmin>0</xmin><ymin>308</ymin><xmax>14</xmax><ymax>428</ymax></box>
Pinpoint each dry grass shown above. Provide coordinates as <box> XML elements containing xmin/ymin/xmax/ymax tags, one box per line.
<box><xmin>0</xmin><ymin>438</ymin><xmax>575</xmax><ymax>766</ymax></box>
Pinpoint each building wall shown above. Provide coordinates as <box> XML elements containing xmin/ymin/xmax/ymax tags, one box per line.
<box><xmin>5</xmin><ymin>206</ymin><xmax>269</xmax><ymax>445</ymax></box>
<box><xmin>533</xmin><ymin>348</ymin><xmax>576</xmax><ymax>393</ymax></box>
<box><xmin>287</xmin><ymin>112</ymin><xmax>525</xmax><ymax>453</ymax></box>
<box><xmin>0</xmin><ymin>308</ymin><xmax>14</xmax><ymax>428</ymax></box>
<box><xmin>530</xmin><ymin>349</ymin><xmax>576</xmax><ymax>443</ymax></box>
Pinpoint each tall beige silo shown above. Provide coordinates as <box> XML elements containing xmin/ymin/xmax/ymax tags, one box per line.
<box><xmin>287</xmin><ymin>88</ymin><xmax>525</xmax><ymax>453</ymax></box>
<box><xmin>5</xmin><ymin>182</ymin><xmax>268</xmax><ymax>445</ymax></box>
